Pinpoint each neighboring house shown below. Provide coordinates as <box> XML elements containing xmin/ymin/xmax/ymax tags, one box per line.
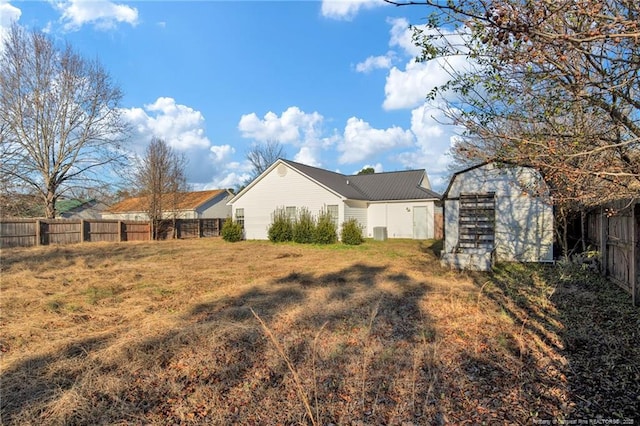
<box><xmin>102</xmin><ymin>189</ymin><xmax>233</xmax><ymax>221</ymax></box>
<box><xmin>58</xmin><ymin>199</ymin><xmax>109</xmax><ymax>219</ymax></box>
<box><xmin>441</xmin><ymin>162</ymin><xmax>554</xmax><ymax>271</ymax></box>
<box><xmin>228</xmin><ymin>159</ymin><xmax>441</xmax><ymax>240</ymax></box>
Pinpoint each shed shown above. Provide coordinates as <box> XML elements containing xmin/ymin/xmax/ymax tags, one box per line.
<box><xmin>441</xmin><ymin>162</ymin><xmax>554</xmax><ymax>271</ymax></box>
<box><xmin>227</xmin><ymin>159</ymin><xmax>441</xmax><ymax>240</ymax></box>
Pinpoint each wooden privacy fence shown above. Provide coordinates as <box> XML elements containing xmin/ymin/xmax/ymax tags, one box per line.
<box><xmin>0</xmin><ymin>218</ymin><xmax>225</xmax><ymax>248</ymax></box>
<box><xmin>586</xmin><ymin>200</ymin><xmax>639</xmax><ymax>306</ymax></box>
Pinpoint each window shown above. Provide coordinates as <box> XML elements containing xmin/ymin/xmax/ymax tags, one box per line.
<box><xmin>286</xmin><ymin>206</ymin><xmax>297</xmax><ymax>221</ymax></box>
<box><xmin>235</xmin><ymin>208</ymin><xmax>244</xmax><ymax>229</ymax></box>
<box><xmin>327</xmin><ymin>205</ymin><xmax>339</xmax><ymax>227</ymax></box>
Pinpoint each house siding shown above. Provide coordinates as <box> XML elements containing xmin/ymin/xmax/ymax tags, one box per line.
<box><xmin>344</xmin><ymin>200</ymin><xmax>368</xmax><ymax>235</ymax></box>
<box><xmin>232</xmin><ymin>164</ymin><xmax>343</xmax><ymax>240</ymax></box>
<box><xmin>197</xmin><ymin>193</ymin><xmax>232</xmax><ymax>218</ymax></box>
<box><xmin>368</xmin><ymin>201</ymin><xmax>435</xmax><ymax>239</ymax></box>
<box><xmin>444</xmin><ymin>163</ymin><xmax>553</xmax><ymax>262</ymax></box>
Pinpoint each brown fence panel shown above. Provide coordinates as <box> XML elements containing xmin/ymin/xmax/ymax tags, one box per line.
<box><xmin>44</xmin><ymin>220</ymin><xmax>82</xmax><ymax>245</ymax></box>
<box><xmin>123</xmin><ymin>221</ymin><xmax>150</xmax><ymax>241</ymax></box>
<box><xmin>587</xmin><ymin>200</ymin><xmax>638</xmax><ymax>305</ymax></box>
<box><xmin>0</xmin><ymin>220</ymin><xmax>38</xmax><ymax>247</ymax></box>
<box><xmin>176</xmin><ymin>219</ymin><xmax>199</xmax><ymax>239</ymax></box>
<box><xmin>86</xmin><ymin>220</ymin><xmax>120</xmax><ymax>243</ymax></box>
<box><xmin>201</xmin><ymin>218</ymin><xmax>223</xmax><ymax>237</ymax></box>
<box><xmin>1</xmin><ymin>218</ymin><xmax>223</xmax><ymax>247</ymax></box>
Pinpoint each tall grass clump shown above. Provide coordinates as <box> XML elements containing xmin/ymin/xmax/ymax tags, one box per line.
<box><xmin>268</xmin><ymin>207</ymin><xmax>293</xmax><ymax>242</ymax></box>
<box><xmin>221</xmin><ymin>218</ymin><xmax>244</xmax><ymax>242</ymax></box>
<box><xmin>293</xmin><ymin>207</ymin><xmax>316</xmax><ymax>244</ymax></box>
<box><xmin>341</xmin><ymin>218</ymin><xmax>364</xmax><ymax>245</ymax></box>
<box><xmin>314</xmin><ymin>209</ymin><xmax>337</xmax><ymax>244</ymax></box>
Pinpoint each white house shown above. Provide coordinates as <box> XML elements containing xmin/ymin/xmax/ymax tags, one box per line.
<box><xmin>102</xmin><ymin>189</ymin><xmax>233</xmax><ymax>221</ymax></box>
<box><xmin>228</xmin><ymin>159</ymin><xmax>441</xmax><ymax>240</ymax></box>
<box><xmin>441</xmin><ymin>162</ymin><xmax>554</xmax><ymax>270</ymax></box>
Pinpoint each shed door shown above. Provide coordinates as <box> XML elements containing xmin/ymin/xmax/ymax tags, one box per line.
<box><xmin>458</xmin><ymin>193</ymin><xmax>495</xmax><ymax>250</ymax></box>
<box><xmin>413</xmin><ymin>206</ymin><xmax>428</xmax><ymax>240</ymax></box>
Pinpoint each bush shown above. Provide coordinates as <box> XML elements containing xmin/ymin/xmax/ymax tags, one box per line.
<box><xmin>268</xmin><ymin>207</ymin><xmax>293</xmax><ymax>242</ymax></box>
<box><xmin>341</xmin><ymin>218</ymin><xmax>364</xmax><ymax>245</ymax></box>
<box><xmin>221</xmin><ymin>218</ymin><xmax>243</xmax><ymax>242</ymax></box>
<box><xmin>292</xmin><ymin>207</ymin><xmax>316</xmax><ymax>244</ymax></box>
<box><xmin>314</xmin><ymin>209</ymin><xmax>337</xmax><ymax>244</ymax></box>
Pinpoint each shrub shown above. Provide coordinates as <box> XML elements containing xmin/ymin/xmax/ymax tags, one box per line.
<box><xmin>341</xmin><ymin>218</ymin><xmax>364</xmax><ymax>245</ymax></box>
<box><xmin>292</xmin><ymin>207</ymin><xmax>316</xmax><ymax>244</ymax></box>
<box><xmin>221</xmin><ymin>218</ymin><xmax>244</xmax><ymax>242</ymax></box>
<box><xmin>314</xmin><ymin>209</ymin><xmax>337</xmax><ymax>244</ymax></box>
<box><xmin>268</xmin><ymin>207</ymin><xmax>293</xmax><ymax>242</ymax></box>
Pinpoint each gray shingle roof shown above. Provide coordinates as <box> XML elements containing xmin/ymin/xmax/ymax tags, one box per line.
<box><xmin>281</xmin><ymin>159</ymin><xmax>441</xmax><ymax>201</ymax></box>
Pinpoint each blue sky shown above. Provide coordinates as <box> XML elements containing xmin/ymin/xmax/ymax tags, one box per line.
<box><xmin>1</xmin><ymin>0</ymin><xmax>467</xmax><ymax>192</ymax></box>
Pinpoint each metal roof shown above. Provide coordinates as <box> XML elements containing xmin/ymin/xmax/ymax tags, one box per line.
<box><xmin>281</xmin><ymin>159</ymin><xmax>441</xmax><ymax>201</ymax></box>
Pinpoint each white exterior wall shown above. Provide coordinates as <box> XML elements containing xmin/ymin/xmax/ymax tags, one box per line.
<box><xmin>367</xmin><ymin>201</ymin><xmax>435</xmax><ymax>239</ymax></box>
<box><xmin>344</xmin><ymin>201</ymin><xmax>367</xmax><ymax>234</ymax></box>
<box><xmin>232</xmin><ymin>164</ymin><xmax>344</xmax><ymax>240</ymax></box>
<box><xmin>101</xmin><ymin>210</ymin><xmax>197</xmax><ymax>220</ymax></box>
<box><xmin>102</xmin><ymin>212</ymin><xmax>148</xmax><ymax>221</ymax></box>
<box><xmin>444</xmin><ymin>163</ymin><xmax>553</xmax><ymax>262</ymax></box>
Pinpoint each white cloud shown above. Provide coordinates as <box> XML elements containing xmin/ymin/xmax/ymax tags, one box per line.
<box><xmin>389</xmin><ymin>102</ymin><xmax>462</xmax><ymax>191</ymax></box>
<box><xmin>293</xmin><ymin>146</ymin><xmax>322</xmax><ymax>167</ymax></box>
<box><xmin>338</xmin><ymin>117</ymin><xmax>415</xmax><ymax>164</ymax></box>
<box><xmin>355</xmin><ymin>53</ymin><xmax>393</xmax><ymax>73</ymax></box>
<box><xmin>388</xmin><ymin>17</ymin><xmax>421</xmax><ymax>57</ymax></box>
<box><xmin>53</xmin><ymin>0</ymin><xmax>138</xmax><ymax>31</ymax></box>
<box><xmin>123</xmin><ymin>97</ymin><xmax>211</xmax><ymax>152</ymax></box>
<box><xmin>0</xmin><ymin>1</ymin><xmax>21</xmax><ymax>51</ymax></box>
<box><xmin>382</xmin><ymin>21</ymin><xmax>472</xmax><ymax>110</ymax></box>
<box><xmin>238</xmin><ymin>106</ymin><xmax>324</xmax><ymax>144</ymax></box>
<box><xmin>210</xmin><ymin>144</ymin><xmax>235</xmax><ymax>163</ymax></box>
<box><xmin>121</xmin><ymin>97</ymin><xmax>235</xmax><ymax>186</ymax></box>
<box><xmin>321</xmin><ymin>0</ymin><xmax>385</xmax><ymax>21</ymax></box>
<box><xmin>0</xmin><ymin>1</ymin><xmax>20</xmax><ymax>26</ymax></box>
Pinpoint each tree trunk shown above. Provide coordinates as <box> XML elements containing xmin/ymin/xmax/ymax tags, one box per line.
<box><xmin>45</xmin><ymin>190</ymin><xmax>56</xmax><ymax>219</ymax></box>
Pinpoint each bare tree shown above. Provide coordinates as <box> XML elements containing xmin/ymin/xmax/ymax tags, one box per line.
<box><xmin>0</xmin><ymin>24</ymin><xmax>129</xmax><ymax>218</ymax></box>
<box><xmin>246</xmin><ymin>140</ymin><xmax>285</xmax><ymax>180</ymax></box>
<box><xmin>385</xmin><ymin>0</ymin><xmax>640</xmax><ymax>207</ymax></box>
<box><xmin>131</xmin><ymin>137</ymin><xmax>188</xmax><ymax>239</ymax></box>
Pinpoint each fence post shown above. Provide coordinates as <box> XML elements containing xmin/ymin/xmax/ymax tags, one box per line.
<box><xmin>198</xmin><ymin>219</ymin><xmax>202</xmax><ymax>238</ymax></box>
<box><xmin>118</xmin><ymin>221</ymin><xmax>123</xmax><ymax>242</ymax></box>
<box><xmin>35</xmin><ymin>219</ymin><xmax>41</xmax><ymax>246</ymax></box>
<box><xmin>81</xmin><ymin>219</ymin><xmax>86</xmax><ymax>242</ymax></box>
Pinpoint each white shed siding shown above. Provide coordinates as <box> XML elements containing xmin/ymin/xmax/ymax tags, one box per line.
<box><xmin>232</xmin><ymin>164</ymin><xmax>343</xmax><ymax>240</ymax></box>
<box><xmin>367</xmin><ymin>201</ymin><xmax>435</xmax><ymax>239</ymax></box>
<box><xmin>444</xmin><ymin>163</ymin><xmax>553</xmax><ymax>262</ymax></box>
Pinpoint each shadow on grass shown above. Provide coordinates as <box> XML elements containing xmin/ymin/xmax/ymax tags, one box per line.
<box><xmin>0</xmin><ymin>334</ymin><xmax>116</xmax><ymax>423</ymax></box>
<box><xmin>1</xmin><ymin>260</ymin><xmax>442</xmax><ymax>425</ymax></box>
<box><xmin>468</xmin><ymin>262</ymin><xmax>640</xmax><ymax>421</ymax></box>
<box><xmin>418</xmin><ymin>239</ymin><xmax>443</xmax><ymax>258</ymax></box>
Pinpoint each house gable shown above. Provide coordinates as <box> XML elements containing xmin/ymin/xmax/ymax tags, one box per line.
<box><xmin>230</xmin><ymin>160</ymin><xmax>343</xmax><ymax>240</ymax></box>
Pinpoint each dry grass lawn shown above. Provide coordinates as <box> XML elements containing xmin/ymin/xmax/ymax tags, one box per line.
<box><xmin>1</xmin><ymin>238</ymin><xmax>638</xmax><ymax>425</ymax></box>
